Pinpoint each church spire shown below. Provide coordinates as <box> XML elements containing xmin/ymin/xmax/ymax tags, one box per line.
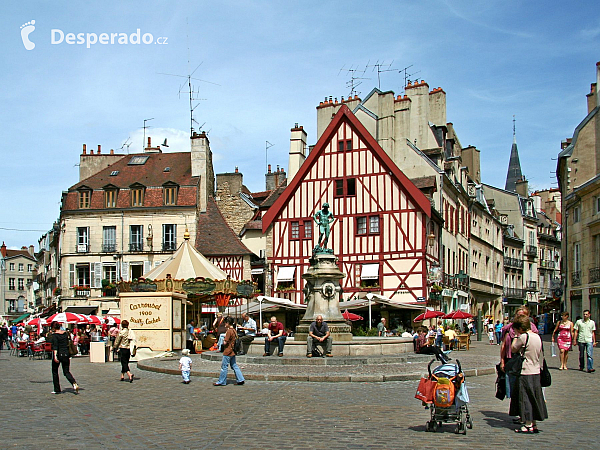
<box><xmin>505</xmin><ymin>115</ymin><xmax>523</xmax><ymax>192</ymax></box>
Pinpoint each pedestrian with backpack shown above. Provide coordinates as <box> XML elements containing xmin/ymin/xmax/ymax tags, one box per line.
<box><xmin>213</xmin><ymin>316</ymin><xmax>245</xmax><ymax>386</ymax></box>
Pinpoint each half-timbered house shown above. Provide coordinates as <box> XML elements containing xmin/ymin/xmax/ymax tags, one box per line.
<box><xmin>262</xmin><ymin>105</ymin><xmax>432</xmax><ymax>305</ymax></box>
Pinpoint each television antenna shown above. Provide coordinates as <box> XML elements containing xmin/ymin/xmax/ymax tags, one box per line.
<box><xmin>143</xmin><ymin>118</ymin><xmax>154</xmax><ymax>150</ymax></box>
<box><xmin>338</xmin><ymin>64</ymin><xmax>370</xmax><ymax>97</ymax></box>
<box><xmin>399</xmin><ymin>64</ymin><xmax>421</xmax><ymax>91</ymax></box>
<box><xmin>366</xmin><ymin>60</ymin><xmax>395</xmax><ymax>89</ymax></box>
<box><xmin>119</xmin><ymin>137</ymin><xmax>132</xmax><ymax>154</ymax></box>
<box><xmin>265</xmin><ymin>141</ymin><xmax>274</xmax><ymax>174</ymax></box>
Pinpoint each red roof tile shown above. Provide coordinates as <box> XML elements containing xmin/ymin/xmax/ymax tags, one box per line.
<box><xmin>195</xmin><ymin>197</ymin><xmax>253</xmax><ymax>256</ymax></box>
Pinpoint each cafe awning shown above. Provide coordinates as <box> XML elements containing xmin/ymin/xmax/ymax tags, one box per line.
<box><xmin>276</xmin><ymin>266</ymin><xmax>296</xmax><ymax>282</ymax></box>
<box><xmin>65</xmin><ymin>306</ymin><xmax>98</xmax><ymax>315</ymax></box>
<box><xmin>10</xmin><ymin>313</ymin><xmax>31</xmax><ymax>324</ymax></box>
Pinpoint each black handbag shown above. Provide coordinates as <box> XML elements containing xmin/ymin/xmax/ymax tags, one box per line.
<box><xmin>505</xmin><ymin>332</ymin><xmax>529</xmax><ymax>376</ymax></box>
<box><xmin>495</xmin><ymin>363</ymin><xmax>506</xmax><ymax>400</ymax></box>
<box><xmin>540</xmin><ymin>342</ymin><xmax>552</xmax><ymax>387</ymax></box>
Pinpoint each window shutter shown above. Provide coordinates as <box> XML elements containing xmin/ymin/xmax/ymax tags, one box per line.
<box><xmin>144</xmin><ymin>260</ymin><xmax>151</xmax><ymax>275</ymax></box>
<box><xmin>93</xmin><ymin>262</ymin><xmax>102</xmax><ymax>288</ymax></box>
<box><xmin>121</xmin><ymin>261</ymin><xmax>129</xmax><ymax>282</ymax></box>
<box><xmin>69</xmin><ymin>264</ymin><xmax>75</xmax><ymax>287</ymax></box>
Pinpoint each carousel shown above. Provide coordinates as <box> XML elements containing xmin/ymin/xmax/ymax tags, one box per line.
<box><xmin>117</xmin><ymin>230</ymin><xmax>255</xmax><ymax>352</ymax></box>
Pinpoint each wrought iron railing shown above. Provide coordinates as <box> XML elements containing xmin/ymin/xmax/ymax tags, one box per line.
<box><xmin>525</xmin><ymin>246</ymin><xmax>538</xmax><ymax>257</ymax></box>
<box><xmin>74</xmin><ymin>287</ymin><xmax>91</xmax><ymax>297</ymax></box>
<box><xmin>504</xmin><ymin>257</ymin><xmax>524</xmax><ymax>269</ymax></box>
<box><xmin>539</xmin><ymin>260</ymin><xmax>556</xmax><ymax>269</ymax></box>
<box><xmin>162</xmin><ymin>242</ymin><xmax>177</xmax><ymax>251</ymax></box>
<box><xmin>590</xmin><ymin>267</ymin><xmax>600</xmax><ymax>283</ymax></box>
<box><xmin>526</xmin><ymin>281</ymin><xmax>537</xmax><ymax>291</ymax></box>
<box><xmin>504</xmin><ymin>288</ymin><xmax>525</xmax><ymax>299</ymax></box>
<box><xmin>129</xmin><ymin>242</ymin><xmax>144</xmax><ymax>252</ymax></box>
<box><xmin>102</xmin><ymin>244</ymin><xmax>116</xmax><ymax>253</ymax></box>
<box><xmin>572</xmin><ymin>271</ymin><xmax>581</xmax><ymax>286</ymax></box>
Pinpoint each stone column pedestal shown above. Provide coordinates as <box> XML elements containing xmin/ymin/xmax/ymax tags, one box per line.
<box><xmin>294</xmin><ymin>253</ymin><xmax>352</xmax><ymax>342</ymax></box>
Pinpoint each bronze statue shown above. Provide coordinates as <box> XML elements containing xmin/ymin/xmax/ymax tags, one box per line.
<box><xmin>314</xmin><ymin>203</ymin><xmax>335</xmax><ymax>249</ymax></box>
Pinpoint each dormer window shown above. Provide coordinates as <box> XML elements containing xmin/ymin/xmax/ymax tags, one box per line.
<box><xmin>164</xmin><ymin>185</ymin><xmax>178</xmax><ymax>206</ymax></box>
<box><xmin>130</xmin><ymin>184</ymin><xmax>145</xmax><ymax>207</ymax></box>
<box><xmin>79</xmin><ymin>190</ymin><xmax>91</xmax><ymax>209</ymax></box>
<box><xmin>105</xmin><ymin>188</ymin><xmax>118</xmax><ymax>208</ymax></box>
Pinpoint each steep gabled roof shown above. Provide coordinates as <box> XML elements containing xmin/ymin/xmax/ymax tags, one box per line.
<box><xmin>262</xmin><ymin>105</ymin><xmax>431</xmax><ymax>232</ymax></box>
<box><xmin>196</xmin><ymin>197</ymin><xmax>253</xmax><ymax>256</ymax></box>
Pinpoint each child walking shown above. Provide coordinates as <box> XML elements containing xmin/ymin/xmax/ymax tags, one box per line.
<box><xmin>179</xmin><ymin>348</ymin><xmax>192</xmax><ymax>384</ymax></box>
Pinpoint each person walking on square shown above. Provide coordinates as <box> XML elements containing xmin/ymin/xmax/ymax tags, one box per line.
<box><xmin>264</xmin><ymin>316</ymin><xmax>287</xmax><ymax>356</ymax></box>
<box><xmin>179</xmin><ymin>348</ymin><xmax>193</xmax><ymax>384</ymax></box>
<box><xmin>307</xmin><ymin>315</ymin><xmax>333</xmax><ymax>357</ymax></box>
<box><xmin>49</xmin><ymin>321</ymin><xmax>79</xmax><ymax>394</ymax></box>
<box><xmin>552</xmin><ymin>312</ymin><xmax>574</xmax><ymax>370</ymax></box>
<box><xmin>377</xmin><ymin>318</ymin><xmax>387</xmax><ymax>337</ymax></box>
<box><xmin>113</xmin><ymin>320</ymin><xmax>135</xmax><ymax>382</ymax></box>
<box><xmin>213</xmin><ymin>316</ymin><xmax>245</xmax><ymax>386</ymax></box>
<box><xmin>574</xmin><ymin>310</ymin><xmax>596</xmax><ymax>373</ymax></box>
<box><xmin>495</xmin><ymin>320</ymin><xmax>503</xmax><ymax>345</ymax></box>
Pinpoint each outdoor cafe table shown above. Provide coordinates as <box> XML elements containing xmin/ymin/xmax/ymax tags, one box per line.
<box><xmin>456</xmin><ymin>334</ymin><xmax>470</xmax><ymax>350</ymax></box>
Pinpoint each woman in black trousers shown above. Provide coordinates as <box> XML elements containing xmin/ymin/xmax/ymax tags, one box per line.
<box><xmin>50</xmin><ymin>321</ymin><xmax>79</xmax><ymax>394</ymax></box>
<box><xmin>113</xmin><ymin>320</ymin><xmax>134</xmax><ymax>382</ymax></box>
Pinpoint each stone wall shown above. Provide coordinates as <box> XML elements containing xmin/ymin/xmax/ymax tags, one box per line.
<box><xmin>215</xmin><ymin>172</ymin><xmax>255</xmax><ymax>235</ymax></box>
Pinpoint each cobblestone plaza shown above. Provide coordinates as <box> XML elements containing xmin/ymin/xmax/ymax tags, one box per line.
<box><xmin>0</xmin><ymin>338</ymin><xmax>596</xmax><ymax>449</ymax></box>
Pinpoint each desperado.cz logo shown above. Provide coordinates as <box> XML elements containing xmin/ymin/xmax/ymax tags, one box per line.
<box><xmin>52</xmin><ymin>28</ymin><xmax>168</xmax><ymax>48</ymax></box>
<box><xmin>19</xmin><ymin>20</ymin><xmax>167</xmax><ymax>50</ymax></box>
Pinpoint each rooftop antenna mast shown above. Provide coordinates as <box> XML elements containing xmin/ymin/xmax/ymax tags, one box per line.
<box><xmin>157</xmin><ymin>20</ymin><xmax>220</xmax><ymax>137</ymax></box>
<box><xmin>143</xmin><ymin>118</ymin><xmax>154</xmax><ymax>151</ymax></box>
<box><xmin>513</xmin><ymin>115</ymin><xmax>516</xmax><ymax>143</ymax></box>
<box><xmin>367</xmin><ymin>60</ymin><xmax>395</xmax><ymax>89</ymax></box>
<box><xmin>266</xmin><ymin>141</ymin><xmax>274</xmax><ymax>174</ymax></box>
<box><xmin>338</xmin><ymin>64</ymin><xmax>369</xmax><ymax>98</ymax></box>
<box><xmin>399</xmin><ymin>64</ymin><xmax>421</xmax><ymax>92</ymax></box>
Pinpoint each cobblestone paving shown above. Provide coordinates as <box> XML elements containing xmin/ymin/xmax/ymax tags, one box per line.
<box><xmin>0</xmin><ymin>337</ymin><xmax>596</xmax><ymax>449</ymax></box>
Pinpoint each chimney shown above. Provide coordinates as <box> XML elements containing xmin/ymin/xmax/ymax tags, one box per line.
<box><xmin>515</xmin><ymin>177</ymin><xmax>529</xmax><ymax>198</ymax></box>
<box><xmin>97</xmin><ymin>144</ymin><xmax>101</xmax><ymax>154</ymax></box>
<box><xmin>216</xmin><ymin>171</ymin><xmax>243</xmax><ymax>196</ymax></box>
<box><xmin>0</xmin><ymin>242</ymin><xmax>6</xmax><ymax>258</ymax></box>
<box><xmin>82</xmin><ymin>144</ymin><xmax>87</xmax><ymax>155</ymax></box>
<box><xmin>28</xmin><ymin>245</ymin><xmax>34</xmax><ymax>256</ymax></box>
<box><xmin>288</xmin><ymin>124</ymin><xmax>307</xmax><ymax>181</ymax></box>
<box><xmin>191</xmin><ymin>131</ymin><xmax>214</xmax><ymax>213</ymax></box>
<box><xmin>266</xmin><ymin>166</ymin><xmax>286</xmax><ymax>191</ymax></box>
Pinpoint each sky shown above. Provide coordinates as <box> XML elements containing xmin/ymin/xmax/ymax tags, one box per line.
<box><xmin>1</xmin><ymin>0</ymin><xmax>600</xmax><ymax>248</ymax></box>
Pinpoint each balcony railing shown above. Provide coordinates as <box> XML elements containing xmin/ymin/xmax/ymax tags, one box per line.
<box><xmin>162</xmin><ymin>242</ymin><xmax>177</xmax><ymax>251</ymax></box>
<box><xmin>526</xmin><ymin>281</ymin><xmax>538</xmax><ymax>291</ymax></box>
<box><xmin>572</xmin><ymin>271</ymin><xmax>581</xmax><ymax>286</ymax></box>
<box><xmin>129</xmin><ymin>242</ymin><xmax>144</xmax><ymax>252</ymax></box>
<box><xmin>525</xmin><ymin>246</ymin><xmax>538</xmax><ymax>257</ymax></box>
<box><xmin>102</xmin><ymin>243</ymin><xmax>116</xmax><ymax>253</ymax></box>
<box><xmin>504</xmin><ymin>257</ymin><xmax>524</xmax><ymax>269</ymax></box>
<box><xmin>74</xmin><ymin>287</ymin><xmax>91</xmax><ymax>297</ymax></box>
<box><xmin>539</xmin><ymin>260</ymin><xmax>556</xmax><ymax>269</ymax></box>
<box><xmin>102</xmin><ymin>288</ymin><xmax>117</xmax><ymax>297</ymax></box>
<box><xmin>590</xmin><ymin>267</ymin><xmax>600</xmax><ymax>284</ymax></box>
<box><xmin>442</xmin><ymin>272</ymin><xmax>469</xmax><ymax>291</ymax></box>
<box><xmin>504</xmin><ymin>288</ymin><xmax>525</xmax><ymax>299</ymax></box>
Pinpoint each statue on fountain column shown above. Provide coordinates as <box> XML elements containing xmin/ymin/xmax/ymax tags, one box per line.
<box><xmin>313</xmin><ymin>203</ymin><xmax>335</xmax><ymax>255</ymax></box>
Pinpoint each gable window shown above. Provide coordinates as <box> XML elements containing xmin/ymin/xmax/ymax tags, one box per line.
<box><xmin>130</xmin><ymin>225</ymin><xmax>143</xmax><ymax>252</ymax></box>
<box><xmin>27</xmin><ymin>264</ymin><xmax>32</xmax><ymax>272</ymax></box>
<box><xmin>163</xmin><ymin>224</ymin><xmax>177</xmax><ymax>251</ymax></box>
<box><xmin>334</xmin><ymin>178</ymin><xmax>356</xmax><ymax>198</ymax></box>
<box><xmin>103</xmin><ymin>226</ymin><xmax>116</xmax><ymax>252</ymax></box>
<box><xmin>338</xmin><ymin>139</ymin><xmax>352</xmax><ymax>152</ymax></box>
<box><xmin>131</xmin><ymin>187</ymin><xmax>145</xmax><ymax>207</ymax></box>
<box><xmin>9</xmin><ymin>263</ymin><xmax>14</xmax><ymax>271</ymax></box>
<box><xmin>105</xmin><ymin>189</ymin><xmax>118</xmax><ymax>208</ymax></box>
<box><xmin>18</xmin><ymin>263</ymin><xmax>24</xmax><ymax>272</ymax></box>
<box><xmin>164</xmin><ymin>186</ymin><xmax>178</xmax><ymax>206</ymax></box>
<box><xmin>77</xmin><ymin>227</ymin><xmax>89</xmax><ymax>253</ymax></box>
<box><xmin>79</xmin><ymin>190</ymin><xmax>90</xmax><ymax>209</ymax></box>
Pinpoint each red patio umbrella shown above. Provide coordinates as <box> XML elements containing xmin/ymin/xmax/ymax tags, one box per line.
<box><xmin>342</xmin><ymin>310</ymin><xmax>364</xmax><ymax>321</ymax></box>
<box><xmin>103</xmin><ymin>316</ymin><xmax>121</xmax><ymax>326</ymax></box>
<box><xmin>83</xmin><ymin>315</ymin><xmax>102</xmax><ymax>325</ymax></box>
<box><xmin>443</xmin><ymin>310</ymin><xmax>474</xmax><ymax>320</ymax></box>
<box><xmin>26</xmin><ymin>317</ymin><xmax>48</xmax><ymax>327</ymax></box>
<box><xmin>413</xmin><ymin>310</ymin><xmax>445</xmax><ymax>322</ymax></box>
<box><xmin>47</xmin><ymin>312</ymin><xmax>86</xmax><ymax>324</ymax></box>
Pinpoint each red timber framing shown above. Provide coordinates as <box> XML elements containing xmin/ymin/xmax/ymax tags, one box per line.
<box><xmin>263</xmin><ymin>105</ymin><xmax>431</xmax><ymax>304</ymax></box>
<box><xmin>209</xmin><ymin>256</ymin><xmax>244</xmax><ymax>281</ymax></box>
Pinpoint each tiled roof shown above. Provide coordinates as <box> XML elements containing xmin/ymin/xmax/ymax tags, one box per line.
<box><xmin>4</xmin><ymin>249</ymin><xmax>35</xmax><ymax>260</ymax></box>
<box><xmin>411</xmin><ymin>175</ymin><xmax>437</xmax><ymax>190</ymax></box>
<box><xmin>195</xmin><ymin>197</ymin><xmax>253</xmax><ymax>256</ymax></box>
<box><xmin>260</xmin><ymin>183</ymin><xmax>287</xmax><ymax>209</ymax></box>
<box><xmin>71</xmin><ymin>152</ymin><xmax>196</xmax><ymax>190</ymax></box>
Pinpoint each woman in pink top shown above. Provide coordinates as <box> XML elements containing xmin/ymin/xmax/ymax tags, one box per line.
<box><xmin>510</xmin><ymin>315</ymin><xmax>548</xmax><ymax>434</ymax></box>
<box><xmin>552</xmin><ymin>312</ymin><xmax>574</xmax><ymax>370</ymax></box>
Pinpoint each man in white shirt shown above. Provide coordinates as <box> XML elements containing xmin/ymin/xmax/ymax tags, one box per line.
<box><xmin>574</xmin><ymin>309</ymin><xmax>597</xmax><ymax>373</ymax></box>
<box><xmin>237</xmin><ymin>313</ymin><xmax>257</xmax><ymax>355</ymax></box>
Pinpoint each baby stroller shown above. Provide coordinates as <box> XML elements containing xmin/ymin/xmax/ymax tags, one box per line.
<box><xmin>420</xmin><ymin>359</ymin><xmax>473</xmax><ymax>434</ymax></box>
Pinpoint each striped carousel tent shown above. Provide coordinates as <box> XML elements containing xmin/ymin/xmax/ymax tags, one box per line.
<box><xmin>143</xmin><ymin>233</ymin><xmax>227</xmax><ymax>280</ymax></box>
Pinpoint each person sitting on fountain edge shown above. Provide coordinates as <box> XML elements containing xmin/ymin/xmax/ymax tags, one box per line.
<box><xmin>264</xmin><ymin>316</ymin><xmax>287</xmax><ymax>357</ymax></box>
<box><xmin>415</xmin><ymin>328</ymin><xmax>451</xmax><ymax>363</ymax></box>
<box><xmin>307</xmin><ymin>315</ymin><xmax>333</xmax><ymax>358</ymax></box>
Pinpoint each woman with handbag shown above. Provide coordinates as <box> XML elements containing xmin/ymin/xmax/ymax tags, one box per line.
<box><xmin>113</xmin><ymin>320</ymin><xmax>134</xmax><ymax>383</ymax></box>
<box><xmin>49</xmin><ymin>321</ymin><xmax>79</xmax><ymax>394</ymax></box>
<box><xmin>510</xmin><ymin>314</ymin><xmax>548</xmax><ymax>434</ymax></box>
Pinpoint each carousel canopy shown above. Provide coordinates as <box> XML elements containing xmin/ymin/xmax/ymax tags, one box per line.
<box><xmin>143</xmin><ymin>236</ymin><xmax>227</xmax><ymax>281</ymax></box>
